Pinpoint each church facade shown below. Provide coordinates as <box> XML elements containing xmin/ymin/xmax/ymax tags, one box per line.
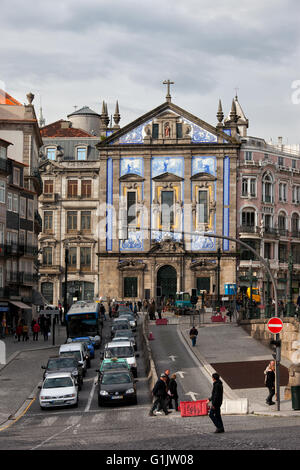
<box><xmin>97</xmin><ymin>94</ymin><xmax>241</xmax><ymax>302</ymax></box>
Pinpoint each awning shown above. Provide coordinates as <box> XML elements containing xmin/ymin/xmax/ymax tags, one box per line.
<box><xmin>9</xmin><ymin>301</ymin><xmax>32</xmax><ymax>310</ymax></box>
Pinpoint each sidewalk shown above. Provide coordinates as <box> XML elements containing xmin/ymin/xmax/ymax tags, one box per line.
<box><xmin>174</xmin><ymin>312</ymin><xmax>300</xmax><ymax>417</ymax></box>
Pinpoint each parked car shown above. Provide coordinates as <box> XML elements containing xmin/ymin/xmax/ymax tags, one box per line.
<box><xmin>97</xmin><ymin>369</ymin><xmax>137</xmax><ymax>406</ymax></box>
<box><xmin>112</xmin><ymin>329</ymin><xmax>137</xmax><ymax>350</ymax></box>
<box><xmin>41</xmin><ymin>356</ymin><xmax>83</xmax><ymax>389</ymax></box>
<box><xmin>71</xmin><ymin>337</ymin><xmax>95</xmax><ymax>360</ymax></box>
<box><xmin>39</xmin><ymin>372</ymin><xmax>79</xmax><ymax>409</ymax></box>
<box><xmin>96</xmin><ymin>358</ymin><xmax>130</xmax><ymax>375</ymax></box>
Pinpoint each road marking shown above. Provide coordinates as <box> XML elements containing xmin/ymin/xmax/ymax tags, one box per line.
<box><xmin>66</xmin><ymin>415</ymin><xmax>81</xmax><ymax>425</ymax></box>
<box><xmin>39</xmin><ymin>417</ymin><xmax>58</xmax><ymax>427</ymax></box>
<box><xmin>85</xmin><ymin>375</ymin><xmax>97</xmax><ymax>412</ymax></box>
<box><xmin>174</xmin><ymin>371</ymin><xmax>186</xmax><ymax>378</ymax></box>
<box><xmin>185</xmin><ymin>391</ymin><xmax>199</xmax><ymax>401</ymax></box>
<box><xmin>91</xmin><ymin>413</ymin><xmax>105</xmax><ymax>424</ymax></box>
<box><xmin>0</xmin><ymin>397</ymin><xmax>36</xmax><ymax>433</ymax></box>
<box><xmin>169</xmin><ymin>355</ymin><xmax>177</xmax><ymax>362</ymax></box>
<box><xmin>31</xmin><ymin>424</ymin><xmax>74</xmax><ymax>450</ymax></box>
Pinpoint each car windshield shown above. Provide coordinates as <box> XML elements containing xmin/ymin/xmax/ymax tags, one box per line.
<box><xmin>43</xmin><ymin>377</ymin><xmax>73</xmax><ymax>388</ymax></box>
<box><xmin>101</xmin><ymin>372</ymin><xmax>132</xmax><ymax>385</ymax></box>
<box><xmin>48</xmin><ymin>358</ymin><xmax>77</xmax><ymax>369</ymax></box>
<box><xmin>106</xmin><ymin>346</ymin><xmax>134</xmax><ymax>358</ymax></box>
<box><xmin>102</xmin><ymin>362</ymin><xmax>128</xmax><ymax>370</ymax></box>
<box><xmin>60</xmin><ymin>351</ymin><xmax>81</xmax><ymax>361</ymax></box>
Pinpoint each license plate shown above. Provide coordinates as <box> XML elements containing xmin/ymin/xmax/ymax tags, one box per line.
<box><xmin>53</xmin><ymin>400</ymin><xmax>64</xmax><ymax>404</ymax></box>
<box><xmin>111</xmin><ymin>396</ymin><xmax>123</xmax><ymax>400</ymax></box>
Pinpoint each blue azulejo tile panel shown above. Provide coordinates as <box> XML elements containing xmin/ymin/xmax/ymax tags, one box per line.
<box><xmin>115</xmin><ymin>119</ymin><xmax>152</xmax><ymax>144</ymax></box>
<box><xmin>191</xmin><ymin>156</ymin><xmax>216</xmax><ymax>176</ymax></box>
<box><xmin>106</xmin><ymin>158</ymin><xmax>113</xmax><ymax>251</ymax></box>
<box><xmin>182</xmin><ymin>118</ymin><xmax>217</xmax><ymax>143</ymax></box>
<box><xmin>151</xmin><ymin>156</ymin><xmax>184</xmax><ymax>178</ymax></box>
<box><xmin>120</xmin><ymin>230</ymin><xmax>143</xmax><ymax>251</ymax></box>
<box><xmin>152</xmin><ymin>230</ymin><xmax>183</xmax><ymax>242</ymax></box>
<box><xmin>223</xmin><ymin>156</ymin><xmax>230</xmax><ymax>251</ymax></box>
<box><xmin>120</xmin><ymin>157</ymin><xmax>144</xmax><ymax>177</ymax></box>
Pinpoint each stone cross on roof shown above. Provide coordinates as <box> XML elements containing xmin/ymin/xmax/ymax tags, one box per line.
<box><xmin>163</xmin><ymin>79</ymin><xmax>174</xmax><ymax>103</ymax></box>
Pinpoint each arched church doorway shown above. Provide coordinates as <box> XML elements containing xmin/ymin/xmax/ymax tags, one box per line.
<box><xmin>157</xmin><ymin>265</ymin><xmax>177</xmax><ymax>301</ymax></box>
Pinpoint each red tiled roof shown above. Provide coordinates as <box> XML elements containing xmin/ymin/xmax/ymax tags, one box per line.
<box><xmin>0</xmin><ymin>89</ymin><xmax>22</xmax><ymax>106</ymax></box>
<box><xmin>40</xmin><ymin>120</ymin><xmax>95</xmax><ymax>138</ymax></box>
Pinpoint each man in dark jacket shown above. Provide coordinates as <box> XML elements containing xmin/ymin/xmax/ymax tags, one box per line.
<box><xmin>149</xmin><ymin>374</ymin><xmax>170</xmax><ymax>416</ymax></box>
<box><xmin>265</xmin><ymin>361</ymin><xmax>276</xmax><ymax>405</ymax></box>
<box><xmin>168</xmin><ymin>373</ymin><xmax>179</xmax><ymax>411</ymax></box>
<box><xmin>207</xmin><ymin>373</ymin><xmax>224</xmax><ymax>433</ymax></box>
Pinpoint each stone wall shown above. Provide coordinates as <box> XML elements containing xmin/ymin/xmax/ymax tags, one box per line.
<box><xmin>239</xmin><ymin>317</ymin><xmax>300</xmax><ymax>362</ymax></box>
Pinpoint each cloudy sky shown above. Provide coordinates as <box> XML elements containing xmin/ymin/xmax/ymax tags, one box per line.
<box><xmin>1</xmin><ymin>0</ymin><xmax>300</xmax><ymax>144</ymax></box>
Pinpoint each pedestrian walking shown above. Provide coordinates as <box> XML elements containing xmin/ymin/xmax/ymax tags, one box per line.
<box><xmin>33</xmin><ymin>321</ymin><xmax>40</xmax><ymax>341</ymax></box>
<box><xmin>22</xmin><ymin>323</ymin><xmax>29</xmax><ymax>341</ymax></box>
<box><xmin>16</xmin><ymin>323</ymin><xmax>23</xmax><ymax>342</ymax></box>
<box><xmin>148</xmin><ymin>300</ymin><xmax>156</xmax><ymax>320</ymax></box>
<box><xmin>100</xmin><ymin>303</ymin><xmax>106</xmax><ymax>321</ymax></box>
<box><xmin>207</xmin><ymin>373</ymin><xmax>225</xmax><ymax>433</ymax></box>
<box><xmin>189</xmin><ymin>325</ymin><xmax>198</xmax><ymax>347</ymax></box>
<box><xmin>138</xmin><ymin>300</ymin><xmax>142</xmax><ymax>312</ymax></box>
<box><xmin>264</xmin><ymin>360</ymin><xmax>276</xmax><ymax>405</ymax></box>
<box><xmin>149</xmin><ymin>374</ymin><xmax>170</xmax><ymax>416</ymax></box>
<box><xmin>1</xmin><ymin>315</ymin><xmax>6</xmax><ymax>338</ymax></box>
<box><xmin>43</xmin><ymin>318</ymin><xmax>50</xmax><ymax>341</ymax></box>
<box><xmin>168</xmin><ymin>374</ymin><xmax>179</xmax><ymax>411</ymax></box>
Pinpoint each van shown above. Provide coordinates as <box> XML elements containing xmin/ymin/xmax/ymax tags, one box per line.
<box><xmin>246</xmin><ymin>287</ymin><xmax>261</xmax><ymax>303</ymax></box>
<box><xmin>103</xmin><ymin>340</ymin><xmax>138</xmax><ymax>377</ymax></box>
<box><xmin>59</xmin><ymin>343</ymin><xmax>88</xmax><ymax>376</ymax></box>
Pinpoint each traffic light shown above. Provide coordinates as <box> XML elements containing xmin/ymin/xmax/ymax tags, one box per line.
<box><xmin>270</xmin><ymin>339</ymin><xmax>281</xmax><ymax>361</ymax></box>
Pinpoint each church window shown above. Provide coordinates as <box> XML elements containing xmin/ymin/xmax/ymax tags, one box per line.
<box><xmin>124</xmin><ymin>277</ymin><xmax>137</xmax><ymax>298</ymax></box>
<box><xmin>176</xmin><ymin>123</ymin><xmax>182</xmax><ymax>138</ymax></box>
<box><xmin>161</xmin><ymin>191</ymin><xmax>174</xmax><ymax>226</ymax></box>
<box><xmin>197</xmin><ymin>190</ymin><xmax>208</xmax><ymax>224</ymax></box>
<box><xmin>152</xmin><ymin>124</ymin><xmax>159</xmax><ymax>139</ymax></box>
<box><xmin>127</xmin><ymin>191</ymin><xmax>137</xmax><ymax>226</ymax></box>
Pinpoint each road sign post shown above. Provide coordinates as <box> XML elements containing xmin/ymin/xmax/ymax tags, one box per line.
<box><xmin>267</xmin><ymin>317</ymin><xmax>283</xmax><ymax>411</ymax></box>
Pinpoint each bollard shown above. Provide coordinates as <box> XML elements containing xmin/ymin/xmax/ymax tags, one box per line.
<box><xmin>148</xmin><ymin>332</ymin><xmax>154</xmax><ymax>340</ymax></box>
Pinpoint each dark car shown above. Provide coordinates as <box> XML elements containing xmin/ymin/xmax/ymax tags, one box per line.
<box><xmin>97</xmin><ymin>369</ymin><xmax>137</xmax><ymax>406</ymax></box>
<box><xmin>111</xmin><ymin>319</ymin><xmax>131</xmax><ymax>338</ymax></box>
<box><xmin>113</xmin><ymin>329</ymin><xmax>137</xmax><ymax>350</ymax></box>
<box><xmin>41</xmin><ymin>356</ymin><xmax>83</xmax><ymax>389</ymax></box>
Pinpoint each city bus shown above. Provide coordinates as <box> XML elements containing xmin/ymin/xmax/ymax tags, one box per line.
<box><xmin>65</xmin><ymin>302</ymin><xmax>102</xmax><ymax>348</ymax></box>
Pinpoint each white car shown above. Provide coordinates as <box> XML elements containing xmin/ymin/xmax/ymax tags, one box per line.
<box><xmin>39</xmin><ymin>372</ymin><xmax>79</xmax><ymax>409</ymax></box>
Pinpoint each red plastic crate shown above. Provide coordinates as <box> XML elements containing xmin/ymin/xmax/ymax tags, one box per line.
<box><xmin>155</xmin><ymin>319</ymin><xmax>168</xmax><ymax>325</ymax></box>
<box><xmin>179</xmin><ymin>400</ymin><xmax>209</xmax><ymax>417</ymax></box>
<box><xmin>211</xmin><ymin>315</ymin><xmax>226</xmax><ymax>323</ymax></box>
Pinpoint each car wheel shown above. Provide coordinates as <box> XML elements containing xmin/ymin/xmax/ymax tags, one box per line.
<box><xmin>74</xmin><ymin>399</ymin><xmax>78</xmax><ymax>408</ymax></box>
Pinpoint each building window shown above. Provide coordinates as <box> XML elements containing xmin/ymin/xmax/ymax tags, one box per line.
<box><xmin>67</xmin><ymin>211</ymin><xmax>77</xmax><ymax>232</ymax></box>
<box><xmin>44</xmin><ymin>180</ymin><xmax>54</xmax><ymax>194</ymax></box>
<box><xmin>262</xmin><ymin>173</ymin><xmax>273</xmax><ymax>203</ymax></box>
<box><xmin>43</xmin><ymin>247</ymin><xmax>53</xmax><ymax>265</ymax></box>
<box><xmin>278</xmin><ymin>156</ymin><xmax>284</xmax><ymax>166</ymax></box>
<box><xmin>27</xmin><ymin>199</ymin><xmax>33</xmax><ymax>220</ymax></box>
<box><xmin>7</xmin><ymin>192</ymin><xmax>12</xmax><ymax>211</ymax></box>
<box><xmin>127</xmin><ymin>191</ymin><xmax>137</xmax><ymax>226</ymax></box>
<box><xmin>0</xmin><ymin>181</ymin><xmax>5</xmax><ymax>203</ymax></box>
<box><xmin>77</xmin><ymin>147</ymin><xmax>87</xmax><ymax>160</ymax></box>
<box><xmin>67</xmin><ymin>180</ymin><xmax>78</xmax><ymax>197</ymax></box>
<box><xmin>292</xmin><ymin>159</ymin><xmax>297</xmax><ymax>169</ymax></box>
<box><xmin>124</xmin><ymin>277</ymin><xmax>137</xmax><ymax>298</ymax></box>
<box><xmin>279</xmin><ymin>182</ymin><xmax>287</xmax><ymax>202</ymax></box>
<box><xmin>12</xmin><ymin>194</ymin><xmax>18</xmax><ymax>213</ymax></box>
<box><xmin>13</xmin><ymin>168</ymin><xmax>20</xmax><ymax>186</ymax></box>
<box><xmin>292</xmin><ymin>186</ymin><xmax>300</xmax><ymax>203</ymax></box>
<box><xmin>46</xmin><ymin>147</ymin><xmax>56</xmax><ymax>160</ymax></box>
<box><xmin>41</xmin><ymin>282</ymin><xmax>53</xmax><ymax>304</ymax></box>
<box><xmin>80</xmin><ymin>247</ymin><xmax>91</xmax><ymax>271</ymax></box>
<box><xmin>242</xmin><ymin>177</ymin><xmax>256</xmax><ymax>197</ymax></box>
<box><xmin>68</xmin><ymin>247</ymin><xmax>77</xmax><ymax>270</ymax></box>
<box><xmin>242</xmin><ymin>210</ymin><xmax>256</xmax><ymax>227</ymax></box>
<box><xmin>81</xmin><ymin>180</ymin><xmax>92</xmax><ymax>198</ymax></box>
<box><xmin>20</xmin><ymin>197</ymin><xmax>26</xmax><ymax>218</ymax></box>
<box><xmin>264</xmin><ymin>242</ymin><xmax>272</xmax><ymax>259</ymax></box>
<box><xmin>197</xmin><ymin>190</ymin><xmax>208</xmax><ymax>224</ymax></box>
<box><xmin>161</xmin><ymin>190</ymin><xmax>174</xmax><ymax>226</ymax></box>
<box><xmin>278</xmin><ymin>213</ymin><xmax>287</xmax><ymax>233</ymax></box>
<box><xmin>81</xmin><ymin>211</ymin><xmax>91</xmax><ymax>232</ymax></box>
<box><xmin>292</xmin><ymin>214</ymin><xmax>299</xmax><ymax>234</ymax></box>
<box><xmin>44</xmin><ymin>211</ymin><xmax>53</xmax><ymax>231</ymax></box>
<box><xmin>0</xmin><ymin>146</ymin><xmax>7</xmax><ymax>160</ymax></box>
<box><xmin>245</xmin><ymin>151</ymin><xmax>252</xmax><ymax>161</ymax></box>
<box><xmin>19</xmin><ymin>230</ymin><xmax>25</xmax><ymax>248</ymax></box>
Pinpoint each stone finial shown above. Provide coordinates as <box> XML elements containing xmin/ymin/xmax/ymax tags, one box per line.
<box><xmin>229</xmin><ymin>99</ymin><xmax>238</xmax><ymax>122</ymax></box>
<box><xmin>216</xmin><ymin>99</ymin><xmax>224</xmax><ymax>123</ymax></box>
<box><xmin>26</xmin><ymin>92</ymin><xmax>34</xmax><ymax>105</ymax></box>
<box><xmin>113</xmin><ymin>100</ymin><xmax>120</xmax><ymax>126</ymax></box>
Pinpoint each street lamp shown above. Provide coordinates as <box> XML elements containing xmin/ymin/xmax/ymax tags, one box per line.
<box><xmin>63</xmin><ymin>245</ymin><xmax>69</xmax><ymax>329</ymax></box>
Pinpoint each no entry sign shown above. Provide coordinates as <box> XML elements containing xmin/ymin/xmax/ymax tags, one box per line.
<box><xmin>267</xmin><ymin>317</ymin><xmax>283</xmax><ymax>334</ymax></box>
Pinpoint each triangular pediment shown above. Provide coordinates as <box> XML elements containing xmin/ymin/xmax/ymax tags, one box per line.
<box><xmin>152</xmin><ymin>171</ymin><xmax>183</xmax><ymax>182</ymax></box>
<box><xmin>99</xmin><ymin>101</ymin><xmax>234</xmax><ymax>146</ymax></box>
<box><xmin>191</xmin><ymin>171</ymin><xmax>217</xmax><ymax>181</ymax></box>
<box><xmin>119</xmin><ymin>173</ymin><xmax>145</xmax><ymax>182</ymax></box>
